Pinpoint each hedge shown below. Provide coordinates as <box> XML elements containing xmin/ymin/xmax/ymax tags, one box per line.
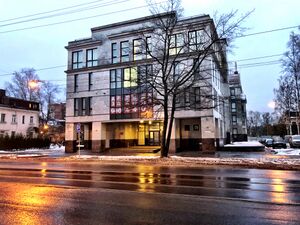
<box><xmin>0</xmin><ymin>134</ymin><xmax>51</xmax><ymax>150</ymax></box>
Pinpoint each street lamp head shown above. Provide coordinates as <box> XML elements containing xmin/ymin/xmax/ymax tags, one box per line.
<box><xmin>28</xmin><ymin>80</ymin><xmax>40</xmax><ymax>89</ymax></box>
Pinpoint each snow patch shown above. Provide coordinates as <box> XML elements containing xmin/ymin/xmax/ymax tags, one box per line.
<box><xmin>225</xmin><ymin>141</ymin><xmax>264</xmax><ymax>147</ymax></box>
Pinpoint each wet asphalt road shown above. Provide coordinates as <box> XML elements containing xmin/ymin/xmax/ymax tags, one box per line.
<box><xmin>0</xmin><ymin>160</ymin><xmax>300</xmax><ymax>225</ymax></box>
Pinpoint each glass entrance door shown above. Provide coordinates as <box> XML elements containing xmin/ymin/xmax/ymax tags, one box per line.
<box><xmin>149</xmin><ymin>131</ymin><xmax>160</xmax><ymax>146</ymax></box>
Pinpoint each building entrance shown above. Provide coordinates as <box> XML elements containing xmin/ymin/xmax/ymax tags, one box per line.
<box><xmin>149</xmin><ymin>131</ymin><xmax>160</xmax><ymax>146</ymax></box>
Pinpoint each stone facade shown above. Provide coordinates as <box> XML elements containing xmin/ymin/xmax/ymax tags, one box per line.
<box><xmin>65</xmin><ymin>12</ymin><xmax>231</xmax><ymax>153</ymax></box>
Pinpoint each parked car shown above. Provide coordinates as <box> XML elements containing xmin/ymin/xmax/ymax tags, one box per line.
<box><xmin>264</xmin><ymin>139</ymin><xmax>273</xmax><ymax>147</ymax></box>
<box><xmin>289</xmin><ymin>135</ymin><xmax>300</xmax><ymax>148</ymax></box>
<box><xmin>272</xmin><ymin>140</ymin><xmax>287</xmax><ymax>149</ymax></box>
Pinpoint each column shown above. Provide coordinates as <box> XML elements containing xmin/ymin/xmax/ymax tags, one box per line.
<box><xmin>201</xmin><ymin>117</ymin><xmax>216</xmax><ymax>152</ymax></box>
<box><xmin>91</xmin><ymin>122</ymin><xmax>107</xmax><ymax>153</ymax></box>
<box><xmin>65</xmin><ymin>123</ymin><xmax>76</xmax><ymax>153</ymax></box>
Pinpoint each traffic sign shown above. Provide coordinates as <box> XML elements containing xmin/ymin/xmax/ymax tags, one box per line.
<box><xmin>76</xmin><ymin>123</ymin><xmax>81</xmax><ymax>133</ymax></box>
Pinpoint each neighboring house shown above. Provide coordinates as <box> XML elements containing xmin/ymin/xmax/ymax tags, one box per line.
<box><xmin>229</xmin><ymin>69</ymin><xmax>247</xmax><ymax>142</ymax></box>
<box><xmin>65</xmin><ymin>12</ymin><xmax>231</xmax><ymax>153</ymax></box>
<box><xmin>47</xmin><ymin>103</ymin><xmax>66</xmax><ymax>143</ymax></box>
<box><xmin>0</xmin><ymin>89</ymin><xmax>39</xmax><ymax>137</ymax></box>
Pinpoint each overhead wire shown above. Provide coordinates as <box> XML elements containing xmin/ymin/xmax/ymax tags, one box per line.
<box><xmin>0</xmin><ymin>0</ymin><xmax>129</xmax><ymax>28</ymax></box>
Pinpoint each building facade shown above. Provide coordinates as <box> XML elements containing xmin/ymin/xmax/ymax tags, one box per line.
<box><xmin>229</xmin><ymin>70</ymin><xmax>247</xmax><ymax>142</ymax></box>
<box><xmin>0</xmin><ymin>89</ymin><xmax>39</xmax><ymax>137</ymax></box>
<box><xmin>65</xmin><ymin>12</ymin><xmax>231</xmax><ymax>153</ymax></box>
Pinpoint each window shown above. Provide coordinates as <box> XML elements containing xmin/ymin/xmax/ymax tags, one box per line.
<box><xmin>0</xmin><ymin>113</ymin><xmax>5</xmax><ymax>123</ymax></box>
<box><xmin>133</xmin><ymin>39</ymin><xmax>143</xmax><ymax>61</ymax></box>
<box><xmin>72</xmin><ymin>51</ymin><xmax>83</xmax><ymax>69</ymax></box>
<box><xmin>124</xmin><ymin>67</ymin><xmax>138</xmax><ymax>88</ymax></box>
<box><xmin>74</xmin><ymin>97</ymin><xmax>92</xmax><ymax>116</ymax></box>
<box><xmin>74</xmin><ymin>74</ymin><xmax>78</xmax><ymax>92</ymax></box>
<box><xmin>146</xmin><ymin>37</ymin><xmax>152</xmax><ymax>58</ymax></box>
<box><xmin>230</xmin><ymin>88</ymin><xmax>235</xmax><ymax>96</ymax></box>
<box><xmin>30</xmin><ymin>116</ymin><xmax>34</xmax><ymax>124</ymax></box>
<box><xmin>193</xmin><ymin>59</ymin><xmax>201</xmax><ymax>80</ymax></box>
<box><xmin>22</xmin><ymin>115</ymin><xmax>25</xmax><ymax>124</ymax></box>
<box><xmin>88</xmin><ymin>72</ymin><xmax>93</xmax><ymax>91</ymax></box>
<box><xmin>121</xmin><ymin>41</ymin><xmax>130</xmax><ymax>62</ymax></box>
<box><xmin>188</xmin><ymin>30</ymin><xmax>205</xmax><ymax>51</ymax></box>
<box><xmin>12</xmin><ymin>114</ymin><xmax>17</xmax><ymax>124</ymax></box>
<box><xmin>173</xmin><ymin>61</ymin><xmax>183</xmax><ymax>81</ymax></box>
<box><xmin>86</xmin><ymin>48</ymin><xmax>98</xmax><ymax>67</ymax></box>
<box><xmin>231</xmin><ymin>102</ymin><xmax>236</xmax><ymax>112</ymax></box>
<box><xmin>74</xmin><ymin>98</ymin><xmax>79</xmax><ymax>116</ymax></box>
<box><xmin>185</xmin><ymin>90</ymin><xmax>190</xmax><ymax>105</ymax></box>
<box><xmin>232</xmin><ymin>115</ymin><xmax>237</xmax><ymax>125</ymax></box>
<box><xmin>169</xmin><ymin>33</ymin><xmax>184</xmax><ymax>55</ymax></box>
<box><xmin>111</xmin><ymin>43</ymin><xmax>118</xmax><ymax>63</ymax></box>
<box><xmin>184</xmin><ymin>125</ymin><xmax>190</xmax><ymax>131</ymax></box>
<box><xmin>233</xmin><ymin>128</ymin><xmax>238</xmax><ymax>135</ymax></box>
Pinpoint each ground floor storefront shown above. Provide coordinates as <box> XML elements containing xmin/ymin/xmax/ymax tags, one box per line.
<box><xmin>65</xmin><ymin>117</ymin><xmax>225</xmax><ymax>153</ymax></box>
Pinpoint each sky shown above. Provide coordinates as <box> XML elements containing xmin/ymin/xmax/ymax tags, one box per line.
<box><xmin>0</xmin><ymin>0</ymin><xmax>299</xmax><ymax>112</ymax></box>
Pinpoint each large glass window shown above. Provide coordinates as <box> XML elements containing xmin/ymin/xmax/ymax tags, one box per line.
<box><xmin>189</xmin><ymin>30</ymin><xmax>205</xmax><ymax>51</ymax></box>
<box><xmin>112</xmin><ymin>43</ymin><xmax>118</xmax><ymax>63</ymax></box>
<box><xmin>133</xmin><ymin>39</ymin><xmax>143</xmax><ymax>61</ymax></box>
<box><xmin>121</xmin><ymin>41</ymin><xmax>130</xmax><ymax>62</ymax></box>
<box><xmin>169</xmin><ymin>33</ymin><xmax>184</xmax><ymax>55</ymax></box>
<box><xmin>86</xmin><ymin>48</ymin><xmax>98</xmax><ymax>67</ymax></box>
<box><xmin>72</xmin><ymin>51</ymin><xmax>83</xmax><ymax>69</ymax></box>
<box><xmin>74</xmin><ymin>97</ymin><xmax>92</xmax><ymax>116</ymax></box>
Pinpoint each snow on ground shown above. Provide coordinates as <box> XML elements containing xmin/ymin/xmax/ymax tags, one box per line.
<box><xmin>272</xmin><ymin>148</ymin><xmax>300</xmax><ymax>156</ymax></box>
<box><xmin>225</xmin><ymin>141</ymin><xmax>264</xmax><ymax>147</ymax></box>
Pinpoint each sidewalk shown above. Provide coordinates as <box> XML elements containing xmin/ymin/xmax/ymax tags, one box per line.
<box><xmin>1</xmin><ymin>145</ymin><xmax>300</xmax><ymax>170</ymax></box>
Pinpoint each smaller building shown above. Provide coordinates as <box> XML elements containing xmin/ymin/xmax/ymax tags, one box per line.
<box><xmin>0</xmin><ymin>89</ymin><xmax>39</xmax><ymax>137</ymax></box>
<box><xmin>229</xmin><ymin>70</ymin><xmax>247</xmax><ymax>142</ymax></box>
<box><xmin>49</xmin><ymin>103</ymin><xmax>66</xmax><ymax>120</ymax></box>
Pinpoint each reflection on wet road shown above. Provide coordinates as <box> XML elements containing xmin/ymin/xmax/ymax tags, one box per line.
<box><xmin>0</xmin><ymin>161</ymin><xmax>300</xmax><ymax>204</ymax></box>
<box><xmin>0</xmin><ymin>161</ymin><xmax>300</xmax><ymax>224</ymax></box>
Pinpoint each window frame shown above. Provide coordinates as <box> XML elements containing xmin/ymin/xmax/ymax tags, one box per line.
<box><xmin>86</xmin><ymin>48</ymin><xmax>98</xmax><ymax>67</ymax></box>
<box><xmin>120</xmin><ymin>40</ymin><xmax>130</xmax><ymax>62</ymax></box>
<box><xmin>111</xmin><ymin>43</ymin><xmax>118</xmax><ymax>64</ymax></box>
<box><xmin>72</xmin><ymin>50</ymin><xmax>84</xmax><ymax>69</ymax></box>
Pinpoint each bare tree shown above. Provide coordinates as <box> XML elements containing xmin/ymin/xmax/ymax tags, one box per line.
<box><xmin>247</xmin><ymin>111</ymin><xmax>262</xmax><ymax>137</ymax></box>
<box><xmin>135</xmin><ymin>0</ymin><xmax>251</xmax><ymax>157</ymax></box>
<box><xmin>5</xmin><ymin>68</ymin><xmax>40</xmax><ymax>101</ymax></box>
<box><xmin>5</xmin><ymin>68</ymin><xmax>61</xmax><ymax>122</ymax></box>
<box><xmin>275</xmin><ymin>28</ymin><xmax>300</xmax><ymax>134</ymax></box>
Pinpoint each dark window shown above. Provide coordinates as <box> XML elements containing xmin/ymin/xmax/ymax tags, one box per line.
<box><xmin>193</xmin><ymin>59</ymin><xmax>201</xmax><ymax>80</ymax></box>
<box><xmin>72</xmin><ymin>51</ymin><xmax>83</xmax><ymax>69</ymax></box>
<box><xmin>74</xmin><ymin>97</ymin><xmax>92</xmax><ymax>116</ymax></box>
<box><xmin>230</xmin><ymin>88</ymin><xmax>235</xmax><ymax>96</ymax></box>
<box><xmin>74</xmin><ymin>74</ymin><xmax>78</xmax><ymax>92</ymax></box>
<box><xmin>86</xmin><ymin>48</ymin><xmax>98</xmax><ymax>67</ymax></box>
<box><xmin>88</xmin><ymin>72</ymin><xmax>93</xmax><ymax>91</ymax></box>
<box><xmin>12</xmin><ymin>114</ymin><xmax>17</xmax><ymax>123</ymax></box>
<box><xmin>0</xmin><ymin>113</ymin><xmax>5</xmax><ymax>123</ymax></box>
<box><xmin>111</xmin><ymin>43</ymin><xmax>118</xmax><ymax>63</ymax></box>
<box><xmin>22</xmin><ymin>115</ymin><xmax>25</xmax><ymax>124</ymax></box>
<box><xmin>185</xmin><ymin>90</ymin><xmax>190</xmax><ymax>105</ymax></box>
<box><xmin>146</xmin><ymin>37</ymin><xmax>152</xmax><ymax>58</ymax></box>
<box><xmin>121</xmin><ymin>41</ymin><xmax>130</xmax><ymax>62</ymax></box>
<box><xmin>30</xmin><ymin>116</ymin><xmax>34</xmax><ymax>124</ymax></box>
<box><xmin>184</xmin><ymin>125</ymin><xmax>190</xmax><ymax>131</ymax></box>
<box><xmin>188</xmin><ymin>30</ymin><xmax>204</xmax><ymax>51</ymax></box>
